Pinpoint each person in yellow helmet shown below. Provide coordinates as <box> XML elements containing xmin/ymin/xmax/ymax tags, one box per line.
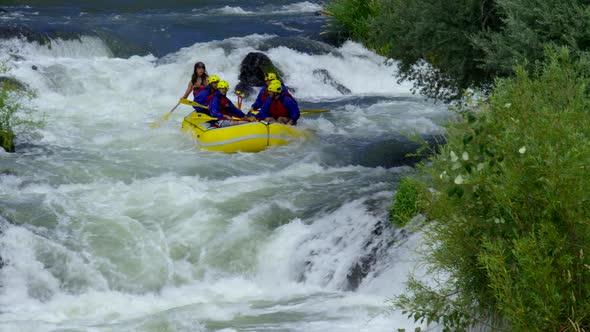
<box><xmin>208</xmin><ymin>80</ymin><xmax>253</xmax><ymax>127</ymax></box>
<box><xmin>249</xmin><ymin>72</ymin><xmax>290</xmax><ymax>112</ymax></box>
<box><xmin>190</xmin><ymin>74</ymin><xmax>220</xmax><ymax>113</ymax></box>
<box><xmin>255</xmin><ymin>79</ymin><xmax>300</xmax><ymax>125</ymax></box>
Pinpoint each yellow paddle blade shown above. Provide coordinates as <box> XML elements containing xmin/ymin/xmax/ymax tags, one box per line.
<box><xmin>185</xmin><ymin>112</ymin><xmax>218</xmax><ymax>122</ymax></box>
<box><xmin>150</xmin><ymin>118</ymin><xmax>164</xmax><ymax>129</ymax></box>
<box><xmin>151</xmin><ymin>102</ymin><xmax>180</xmax><ymax>129</ymax></box>
<box><xmin>179</xmin><ymin>98</ymin><xmax>208</xmax><ymax>109</ymax></box>
<box><xmin>301</xmin><ymin>109</ymin><xmax>330</xmax><ymax>115</ymax></box>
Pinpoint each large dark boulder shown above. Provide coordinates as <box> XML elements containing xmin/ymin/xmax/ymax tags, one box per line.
<box><xmin>235</xmin><ymin>52</ymin><xmax>283</xmax><ymax>98</ymax></box>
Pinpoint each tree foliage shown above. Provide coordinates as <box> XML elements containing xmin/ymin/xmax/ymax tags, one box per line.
<box><xmin>371</xmin><ymin>0</ymin><xmax>501</xmax><ymax>101</ymax></box>
<box><xmin>322</xmin><ymin>0</ymin><xmax>380</xmax><ymax>49</ymax></box>
<box><xmin>393</xmin><ymin>48</ymin><xmax>590</xmax><ymax>331</ymax></box>
<box><xmin>325</xmin><ymin>0</ymin><xmax>590</xmax><ymax>101</ymax></box>
<box><xmin>472</xmin><ymin>0</ymin><xmax>590</xmax><ymax>76</ymax></box>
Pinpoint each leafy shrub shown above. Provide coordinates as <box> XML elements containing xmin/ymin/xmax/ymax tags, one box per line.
<box><xmin>0</xmin><ymin>67</ymin><xmax>42</xmax><ymax>152</ymax></box>
<box><xmin>393</xmin><ymin>47</ymin><xmax>590</xmax><ymax>331</ymax></box>
<box><xmin>370</xmin><ymin>0</ymin><xmax>501</xmax><ymax>101</ymax></box>
<box><xmin>472</xmin><ymin>0</ymin><xmax>590</xmax><ymax>77</ymax></box>
<box><xmin>322</xmin><ymin>0</ymin><xmax>380</xmax><ymax>48</ymax></box>
<box><xmin>324</xmin><ymin>0</ymin><xmax>590</xmax><ymax>101</ymax></box>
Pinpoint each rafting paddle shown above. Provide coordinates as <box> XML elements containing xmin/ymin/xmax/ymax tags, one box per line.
<box><xmin>179</xmin><ymin>98</ymin><xmax>208</xmax><ymax>109</ymax></box>
<box><xmin>300</xmin><ymin>109</ymin><xmax>330</xmax><ymax>115</ymax></box>
<box><xmin>247</xmin><ymin>109</ymin><xmax>330</xmax><ymax>116</ymax></box>
<box><xmin>180</xmin><ymin>98</ymin><xmax>329</xmax><ymax>123</ymax></box>
<box><xmin>180</xmin><ymin>99</ymin><xmax>329</xmax><ymax>116</ymax></box>
<box><xmin>151</xmin><ymin>102</ymin><xmax>180</xmax><ymax>128</ymax></box>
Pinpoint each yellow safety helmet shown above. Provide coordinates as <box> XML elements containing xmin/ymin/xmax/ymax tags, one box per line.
<box><xmin>264</xmin><ymin>72</ymin><xmax>277</xmax><ymax>81</ymax></box>
<box><xmin>217</xmin><ymin>80</ymin><xmax>229</xmax><ymax>89</ymax></box>
<box><xmin>209</xmin><ymin>75</ymin><xmax>220</xmax><ymax>84</ymax></box>
<box><xmin>267</xmin><ymin>79</ymin><xmax>282</xmax><ymax>93</ymax></box>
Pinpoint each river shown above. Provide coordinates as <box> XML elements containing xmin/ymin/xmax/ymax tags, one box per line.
<box><xmin>0</xmin><ymin>1</ymin><xmax>447</xmax><ymax>331</ymax></box>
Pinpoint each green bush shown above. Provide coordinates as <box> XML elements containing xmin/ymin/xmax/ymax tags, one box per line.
<box><xmin>0</xmin><ymin>68</ymin><xmax>42</xmax><ymax>152</ymax></box>
<box><xmin>472</xmin><ymin>0</ymin><xmax>590</xmax><ymax>77</ymax></box>
<box><xmin>322</xmin><ymin>0</ymin><xmax>380</xmax><ymax>48</ymax></box>
<box><xmin>393</xmin><ymin>47</ymin><xmax>590</xmax><ymax>331</ymax></box>
<box><xmin>324</xmin><ymin>0</ymin><xmax>502</xmax><ymax>100</ymax></box>
<box><xmin>325</xmin><ymin>0</ymin><xmax>590</xmax><ymax>101</ymax></box>
<box><xmin>390</xmin><ymin>177</ymin><xmax>423</xmax><ymax>227</ymax></box>
<box><xmin>370</xmin><ymin>0</ymin><xmax>501</xmax><ymax>101</ymax></box>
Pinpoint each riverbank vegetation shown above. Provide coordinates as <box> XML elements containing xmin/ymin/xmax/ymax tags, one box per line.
<box><xmin>325</xmin><ymin>0</ymin><xmax>590</xmax><ymax>330</ymax></box>
<box><xmin>0</xmin><ymin>65</ymin><xmax>41</xmax><ymax>152</ymax></box>
<box><xmin>324</xmin><ymin>0</ymin><xmax>590</xmax><ymax>101</ymax></box>
<box><xmin>398</xmin><ymin>48</ymin><xmax>590</xmax><ymax>331</ymax></box>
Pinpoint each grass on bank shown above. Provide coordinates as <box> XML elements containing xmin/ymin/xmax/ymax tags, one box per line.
<box><xmin>0</xmin><ymin>65</ymin><xmax>42</xmax><ymax>152</ymax></box>
<box><xmin>391</xmin><ymin>47</ymin><xmax>590</xmax><ymax>331</ymax></box>
<box><xmin>389</xmin><ymin>177</ymin><xmax>424</xmax><ymax>227</ymax></box>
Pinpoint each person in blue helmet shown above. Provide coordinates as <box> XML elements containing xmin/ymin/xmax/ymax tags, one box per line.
<box><xmin>249</xmin><ymin>72</ymin><xmax>290</xmax><ymax>113</ymax></box>
<box><xmin>255</xmin><ymin>79</ymin><xmax>300</xmax><ymax>126</ymax></box>
<box><xmin>209</xmin><ymin>80</ymin><xmax>253</xmax><ymax>127</ymax></box>
<box><xmin>191</xmin><ymin>74</ymin><xmax>220</xmax><ymax>114</ymax></box>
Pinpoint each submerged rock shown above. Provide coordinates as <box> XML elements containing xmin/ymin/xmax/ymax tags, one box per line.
<box><xmin>312</xmin><ymin>69</ymin><xmax>351</xmax><ymax>95</ymax></box>
<box><xmin>295</xmin><ymin>219</ymin><xmax>409</xmax><ymax>291</ymax></box>
<box><xmin>258</xmin><ymin>36</ymin><xmax>338</xmax><ymax>55</ymax></box>
<box><xmin>0</xmin><ymin>26</ymin><xmax>82</xmax><ymax>45</ymax></box>
<box><xmin>356</xmin><ymin>135</ymin><xmax>443</xmax><ymax>168</ymax></box>
<box><xmin>0</xmin><ymin>76</ymin><xmax>28</xmax><ymax>91</ymax></box>
<box><xmin>344</xmin><ymin>221</ymin><xmax>384</xmax><ymax>291</ymax></box>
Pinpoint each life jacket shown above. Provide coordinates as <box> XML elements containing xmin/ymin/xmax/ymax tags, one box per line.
<box><xmin>205</xmin><ymin>91</ymin><xmax>217</xmax><ymax>106</ymax></box>
<box><xmin>192</xmin><ymin>77</ymin><xmax>207</xmax><ymax>96</ymax></box>
<box><xmin>213</xmin><ymin>93</ymin><xmax>232</xmax><ymax>116</ymax></box>
<box><xmin>268</xmin><ymin>94</ymin><xmax>290</xmax><ymax>118</ymax></box>
<box><xmin>261</xmin><ymin>85</ymin><xmax>292</xmax><ymax>104</ymax></box>
<box><xmin>260</xmin><ymin>88</ymin><xmax>270</xmax><ymax>104</ymax></box>
<box><xmin>193</xmin><ymin>85</ymin><xmax>206</xmax><ymax>96</ymax></box>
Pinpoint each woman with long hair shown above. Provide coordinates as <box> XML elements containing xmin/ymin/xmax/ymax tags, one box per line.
<box><xmin>181</xmin><ymin>61</ymin><xmax>209</xmax><ymax>99</ymax></box>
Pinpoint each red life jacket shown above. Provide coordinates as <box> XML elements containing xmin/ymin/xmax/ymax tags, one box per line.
<box><xmin>193</xmin><ymin>85</ymin><xmax>206</xmax><ymax>96</ymax></box>
<box><xmin>192</xmin><ymin>77</ymin><xmax>207</xmax><ymax>96</ymax></box>
<box><xmin>269</xmin><ymin>96</ymin><xmax>289</xmax><ymax>118</ymax></box>
<box><xmin>213</xmin><ymin>94</ymin><xmax>232</xmax><ymax>116</ymax></box>
<box><xmin>205</xmin><ymin>91</ymin><xmax>216</xmax><ymax>105</ymax></box>
<box><xmin>260</xmin><ymin>89</ymin><xmax>270</xmax><ymax>104</ymax></box>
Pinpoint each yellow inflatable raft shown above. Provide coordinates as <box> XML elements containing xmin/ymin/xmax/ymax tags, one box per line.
<box><xmin>181</xmin><ymin>112</ymin><xmax>311</xmax><ymax>153</ymax></box>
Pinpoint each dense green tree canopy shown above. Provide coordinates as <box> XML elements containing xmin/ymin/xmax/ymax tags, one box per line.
<box><xmin>326</xmin><ymin>0</ymin><xmax>590</xmax><ymax>101</ymax></box>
